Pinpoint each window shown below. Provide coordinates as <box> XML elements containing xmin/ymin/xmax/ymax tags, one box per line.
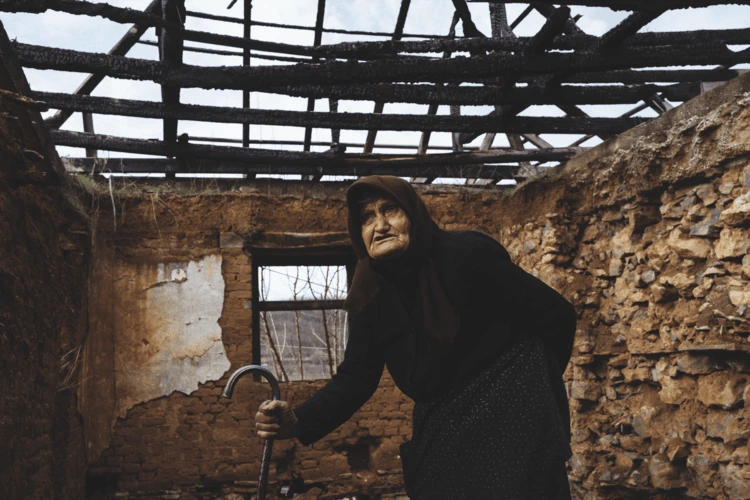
<box><xmin>257</xmin><ymin>265</ymin><xmax>349</xmax><ymax>382</ymax></box>
<box><xmin>250</xmin><ymin>235</ymin><xmax>356</xmax><ymax>382</ymax></box>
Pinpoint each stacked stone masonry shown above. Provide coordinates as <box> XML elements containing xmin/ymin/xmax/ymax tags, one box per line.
<box><xmin>79</xmin><ymin>72</ymin><xmax>750</xmax><ymax>500</ymax></box>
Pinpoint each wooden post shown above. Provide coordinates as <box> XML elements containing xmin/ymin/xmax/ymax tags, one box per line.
<box><xmin>302</xmin><ymin>0</ymin><xmax>326</xmax><ymax>153</ymax></box>
<box><xmin>242</xmin><ymin>0</ymin><xmax>254</xmax><ymax>179</ymax></box>
<box><xmin>82</xmin><ymin>112</ymin><xmax>97</xmax><ymax>158</ymax></box>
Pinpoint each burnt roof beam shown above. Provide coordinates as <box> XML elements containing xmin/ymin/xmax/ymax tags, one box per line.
<box><xmin>451</xmin><ymin>0</ymin><xmax>486</xmax><ymax>38</ymax></box>
<box><xmin>158</xmin><ymin>0</ymin><xmax>184</xmax><ymax>149</ymax></box>
<box><xmin>302</xmin><ymin>0</ymin><xmax>326</xmax><ymax>153</ymax></box>
<box><xmin>51</xmin><ymin>130</ymin><xmax>583</xmax><ymax>167</ymax></box>
<box><xmin>16</xmin><ymin>41</ymin><xmax>749</xmax><ymax>88</ymax></box>
<box><xmin>44</xmin><ymin>0</ymin><xmax>161</xmax><ymax>129</ymax></box>
<box><xmin>0</xmin><ymin>0</ymin><xmax>170</xmax><ymax>26</ymax></box>
<box><xmin>457</xmin><ymin>5</ymin><xmax>572</xmax><ymax>145</ymax></box>
<box><xmin>417</xmin><ymin>12</ymin><xmax>460</xmax><ymax>160</ymax></box>
<box><xmin>276</xmin><ymin>81</ymin><xmax>700</xmax><ymax>106</ymax></box>
<box><xmin>177</xmin><ymin>26</ymin><xmax>750</xmax><ymax>59</ymax></box>
<box><xmin>363</xmin><ymin>0</ymin><xmax>411</xmax><ymax>154</ymax></box>
<box><xmin>33</xmin><ymin>91</ymin><xmax>648</xmax><ymax>134</ymax></box>
<box><xmin>600</xmin><ymin>10</ymin><xmax>666</xmax><ymax>48</ymax></box>
<box><xmin>502</xmin><ymin>1</ymin><xmax>750</xmax><ymax>10</ymax></box>
<box><xmin>63</xmin><ymin>157</ymin><xmax>525</xmax><ymax>181</ymax></box>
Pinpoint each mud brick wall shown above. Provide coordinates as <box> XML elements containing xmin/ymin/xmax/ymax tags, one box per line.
<box><xmin>0</xmin><ymin>41</ymin><xmax>89</xmax><ymax>500</ymax></box>
<box><xmin>82</xmin><ymin>71</ymin><xmax>750</xmax><ymax>500</ymax></box>
<box><xmin>84</xmin><ymin>188</ymin><xmax>419</xmax><ymax>499</ymax></box>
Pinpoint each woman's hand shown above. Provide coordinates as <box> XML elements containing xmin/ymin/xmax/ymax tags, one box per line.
<box><xmin>255</xmin><ymin>400</ymin><xmax>300</xmax><ymax>440</ymax></box>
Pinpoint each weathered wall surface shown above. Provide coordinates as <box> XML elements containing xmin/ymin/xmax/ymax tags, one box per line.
<box><xmin>83</xmin><ymin>72</ymin><xmax>750</xmax><ymax>499</ymax></box>
<box><xmin>503</xmin><ymin>72</ymin><xmax>750</xmax><ymax>499</ymax></box>
<box><xmin>112</xmin><ymin>255</ymin><xmax>230</xmax><ymax>419</ymax></box>
<box><xmin>0</xmin><ymin>34</ymin><xmax>89</xmax><ymax>500</ymax></box>
<box><xmin>84</xmin><ymin>188</ymin><xmax>416</xmax><ymax>499</ymax></box>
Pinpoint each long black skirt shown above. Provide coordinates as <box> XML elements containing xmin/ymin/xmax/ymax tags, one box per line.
<box><xmin>399</xmin><ymin>337</ymin><xmax>572</xmax><ymax>500</ymax></box>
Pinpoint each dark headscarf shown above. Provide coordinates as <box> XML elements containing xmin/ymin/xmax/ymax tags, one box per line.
<box><xmin>344</xmin><ymin>176</ymin><xmax>461</xmax><ymax>345</ymax></box>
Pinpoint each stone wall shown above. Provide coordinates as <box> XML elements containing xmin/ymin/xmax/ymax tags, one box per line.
<box><xmin>0</xmin><ymin>28</ymin><xmax>89</xmax><ymax>500</ymax></box>
<box><xmin>80</xmin><ymin>72</ymin><xmax>750</xmax><ymax>499</ymax></box>
<box><xmin>502</xmin><ymin>72</ymin><xmax>750</xmax><ymax>499</ymax></box>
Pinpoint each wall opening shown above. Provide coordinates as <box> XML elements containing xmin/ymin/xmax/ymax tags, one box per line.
<box><xmin>258</xmin><ymin>265</ymin><xmax>349</xmax><ymax>382</ymax></box>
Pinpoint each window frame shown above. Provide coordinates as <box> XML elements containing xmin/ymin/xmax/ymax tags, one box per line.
<box><xmin>251</xmin><ymin>248</ymin><xmax>356</xmax><ymax>374</ymax></box>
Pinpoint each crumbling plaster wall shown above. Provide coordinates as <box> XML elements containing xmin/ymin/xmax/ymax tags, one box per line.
<box><xmin>84</xmin><ymin>71</ymin><xmax>750</xmax><ymax>499</ymax></box>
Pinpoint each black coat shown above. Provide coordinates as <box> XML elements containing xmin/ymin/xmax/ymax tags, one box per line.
<box><xmin>294</xmin><ymin>230</ymin><xmax>577</xmax><ymax>447</ymax></box>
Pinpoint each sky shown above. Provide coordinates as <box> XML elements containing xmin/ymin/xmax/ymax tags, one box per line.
<box><xmin>1</xmin><ymin>1</ymin><xmax>749</xmax><ymax>182</ymax></box>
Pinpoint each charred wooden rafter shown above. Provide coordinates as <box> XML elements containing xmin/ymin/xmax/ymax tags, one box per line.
<box><xmin>363</xmin><ymin>0</ymin><xmax>412</xmax><ymax>153</ymax></box>
<box><xmin>541</xmin><ymin>68</ymin><xmax>744</xmax><ymax>85</ymax></box>
<box><xmin>510</xmin><ymin>1</ymin><xmax>750</xmax><ymax>10</ymax></box>
<box><xmin>158</xmin><ymin>0</ymin><xmax>184</xmax><ymax>146</ymax></box>
<box><xmin>184</xmin><ymin>9</ymin><xmax>463</xmax><ymax>40</ymax></box>
<box><xmin>450</xmin><ymin>3</ymin><xmax>570</xmax><ymax>150</ymax></box>
<box><xmin>0</xmin><ymin>0</ymin><xmax>169</xmax><ymax>26</ymax></box>
<box><xmin>451</xmin><ymin>0</ymin><xmax>485</xmax><ymax>38</ymax></box>
<box><xmin>600</xmin><ymin>10</ymin><xmax>666</xmax><ymax>48</ymax></box>
<box><xmin>303</xmin><ymin>0</ymin><xmax>328</xmax><ymax>153</ymax></box>
<box><xmin>148</xmin><ymin>25</ymin><xmax>750</xmax><ymax>60</ymax></box>
<box><xmin>62</xmin><ymin>157</ymin><xmax>525</xmax><ymax>180</ymax></box>
<box><xmin>34</xmin><ymin>92</ymin><xmax>648</xmax><ymax>134</ymax></box>
<box><xmin>50</xmin><ymin>130</ymin><xmax>582</xmax><ymax>167</ymax></box>
<box><xmin>44</xmin><ymin>0</ymin><xmax>160</xmax><ymax>129</ymax></box>
<box><xmin>242</xmin><ymin>0</ymin><xmax>252</xmax><ymax>151</ymax></box>
<box><xmin>15</xmin><ymin>40</ymin><xmax>749</xmax><ymax>89</ymax></box>
<box><xmin>138</xmin><ymin>39</ymin><xmax>312</xmax><ymax>63</ymax></box>
<box><xmin>419</xmin><ymin>12</ymin><xmax>460</xmax><ymax>157</ymax></box>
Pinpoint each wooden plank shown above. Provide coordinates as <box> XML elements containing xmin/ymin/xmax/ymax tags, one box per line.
<box><xmin>62</xmin><ymin>157</ymin><xmax>526</xmax><ymax>180</ymax></box>
<box><xmin>36</xmin><ymin>92</ymin><xmax>648</xmax><ymax>134</ymax></box>
<box><xmin>259</xmin><ymin>300</ymin><xmax>345</xmax><ymax>312</ymax></box>
<box><xmin>51</xmin><ymin>131</ymin><xmax>584</xmax><ymax>166</ymax></box>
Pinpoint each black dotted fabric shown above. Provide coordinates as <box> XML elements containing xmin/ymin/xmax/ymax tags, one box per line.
<box><xmin>399</xmin><ymin>337</ymin><xmax>572</xmax><ymax>500</ymax></box>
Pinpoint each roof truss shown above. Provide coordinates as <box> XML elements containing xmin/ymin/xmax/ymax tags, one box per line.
<box><xmin>1</xmin><ymin>0</ymin><xmax>748</xmax><ymax>185</ymax></box>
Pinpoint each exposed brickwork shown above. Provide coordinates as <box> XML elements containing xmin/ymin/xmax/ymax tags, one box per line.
<box><xmin>0</xmin><ymin>64</ymin><xmax>89</xmax><ymax>500</ymax></box>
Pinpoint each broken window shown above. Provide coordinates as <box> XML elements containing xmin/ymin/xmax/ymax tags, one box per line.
<box><xmin>257</xmin><ymin>265</ymin><xmax>349</xmax><ymax>382</ymax></box>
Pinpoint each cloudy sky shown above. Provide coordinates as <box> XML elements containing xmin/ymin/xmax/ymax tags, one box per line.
<box><xmin>1</xmin><ymin>1</ymin><xmax>749</xmax><ymax>181</ymax></box>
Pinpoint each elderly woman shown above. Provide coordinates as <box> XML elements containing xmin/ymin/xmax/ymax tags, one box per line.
<box><xmin>255</xmin><ymin>176</ymin><xmax>576</xmax><ymax>499</ymax></box>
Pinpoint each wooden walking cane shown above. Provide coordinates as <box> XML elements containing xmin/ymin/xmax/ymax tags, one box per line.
<box><xmin>222</xmin><ymin>365</ymin><xmax>281</xmax><ymax>500</ymax></box>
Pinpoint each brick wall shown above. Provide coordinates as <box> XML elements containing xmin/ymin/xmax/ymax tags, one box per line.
<box><xmin>0</xmin><ymin>34</ymin><xmax>89</xmax><ymax>500</ymax></box>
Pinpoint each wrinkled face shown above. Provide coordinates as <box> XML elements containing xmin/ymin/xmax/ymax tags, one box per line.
<box><xmin>359</xmin><ymin>196</ymin><xmax>411</xmax><ymax>260</ymax></box>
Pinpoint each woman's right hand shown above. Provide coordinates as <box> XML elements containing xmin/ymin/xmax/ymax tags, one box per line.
<box><xmin>255</xmin><ymin>400</ymin><xmax>300</xmax><ymax>440</ymax></box>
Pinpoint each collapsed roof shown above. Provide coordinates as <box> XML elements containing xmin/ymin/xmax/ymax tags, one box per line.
<box><xmin>2</xmin><ymin>0</ymin><xmax>750</xmax><ymax>185</ymax></box>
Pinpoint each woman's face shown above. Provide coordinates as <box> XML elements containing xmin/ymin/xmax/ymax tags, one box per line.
<box><xmin>359</xmin><ymin>196</ymin><xmax>411</xmax><ymax>260</ymax></box>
